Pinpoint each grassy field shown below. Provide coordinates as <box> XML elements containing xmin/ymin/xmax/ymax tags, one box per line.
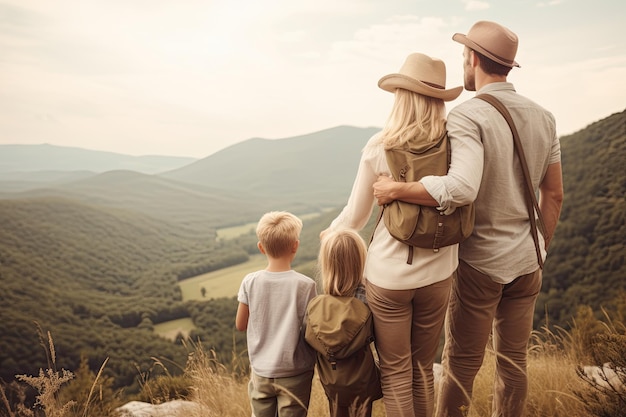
<box><xmin>164</xmin><ymin>216</ymin><xmax>322</xmax><ymax>339</ymax></box>
<box><xmin>215</xmin><ymin>222</ymin><xmax>257</xmax><ymax>241</ymax></box>
<box><xmin>177</xmin><ymin>256</ymin><xmax>318</xmax><ymax>302</ymax></box>
<box><xmin>183</xmin><ymin>212</ymin><xmax>325</xmax><ymax>301</ymax></box>
<box><xmin>215</xmin><ymin>210</ymin><xmax>329</xmax><ymax>241</ymax></box>
<box><xmin>177</xmin><ymin>255</ymin><xmax>267</xmax><ymax>301</ymax></box>
<box><xmin>166</xmin><ymin>256</ymin><xmax>317</xmax><ymax>340</ymax></box>
<box><xmin>153</xmin><ymin>317</ymin><xmax>197</xmax><ymax>341</ymax></box>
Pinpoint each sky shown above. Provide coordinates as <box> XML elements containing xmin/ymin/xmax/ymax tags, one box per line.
<box><xmin>0</xmin><ymin>0</ymin><xmax>624</xmax><ymax>158</ymax></box>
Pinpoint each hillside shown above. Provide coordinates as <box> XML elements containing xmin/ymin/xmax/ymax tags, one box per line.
<box><xmin>537</xmin><ymin>109</ymin><xmax>626</xmax><ymax>325</ymax></box>
<box><xmin>0</xmin><ymin>197</ymin><xmax>251</xmax><ymax>390</ymax></box>
<box><xmin>3</xmin><ymin>170</ymin><xmax>272</xmax><ymax>229</ymax></box>
<box><xmin>0</xmin><ymin>143</ymin><xmax>197</xmax><ymax>175</ymax></box>
<box><xmin>0</xmin><ymin>126</ymin><xmax>380</xmax><ymax>228</ymax></box>
<box><xmin>160</xmin><ymin>125</ymin><xmax>380</xmax><ymax>205</ymax></box>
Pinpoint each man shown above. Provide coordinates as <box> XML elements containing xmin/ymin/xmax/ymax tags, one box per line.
<box><xmin>372</xmin><ymin>21</ymin><xmax>564</xmax><ymax>416</ymax></box>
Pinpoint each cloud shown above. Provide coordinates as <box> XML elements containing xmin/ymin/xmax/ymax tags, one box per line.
<box><xmin>462</xmin><ymin>0</ymin><xmax>490</xmax><ymax>11</ymax></box>
<box><xmin>1</xmin><ymin>0</ymin><xmax>622</xmax><ymax>157</ymax></box>
<box><xmin>328</xmin><ymin>15</ymin><xmax>451</xmax><ymax>63</ymax></box>
<box><xmin>536</xmin><ymin>0</ymin><xmax>565</xmax><ymax>7</ymax></box>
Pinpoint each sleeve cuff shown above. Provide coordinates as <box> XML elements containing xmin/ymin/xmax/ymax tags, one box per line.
<box><xmin>420</xmin><ymin>175</ymin><xmax>455</xmax><ymax>214</ymax></box>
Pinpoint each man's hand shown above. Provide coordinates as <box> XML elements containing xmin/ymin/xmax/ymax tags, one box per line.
<box><xmin>373</xmin><ymin>175</ymin><xmax>396</xmax><ymax>206</ymax></box>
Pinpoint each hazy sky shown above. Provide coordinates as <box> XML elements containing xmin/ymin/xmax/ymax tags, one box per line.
<box><xmin>1</xmin><ymin>0</ymin><xmax>624</xmax><ymax>158</ymax></box>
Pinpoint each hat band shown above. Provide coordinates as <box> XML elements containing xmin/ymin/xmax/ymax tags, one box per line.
<box><xmin>472</xmin><ymin>45</ymin><xmax>514</xmax><ymax>65</ymax></box>
<box><xmin>422</xmin><ymin>80</ymin><xmax>444</xmax><ymax>89</ymax></box>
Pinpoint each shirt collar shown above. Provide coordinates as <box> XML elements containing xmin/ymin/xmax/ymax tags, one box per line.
<box><xmin>476</xmin><ymin>82</ymin><xmax>516</xmax><ymax>94</ymax></box>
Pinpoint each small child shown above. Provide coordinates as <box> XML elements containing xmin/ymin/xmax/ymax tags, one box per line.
<box><xmin>305</xmin><ymin>228</ymin><xmax>382</xmax><ymax>417</ymax></box>
<box><xmin>235</xmin><ymin>211</ymin><xmax>317</xmax><ymax>417</ymax></box>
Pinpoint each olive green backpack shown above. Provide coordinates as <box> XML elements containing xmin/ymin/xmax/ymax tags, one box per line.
<box><xmin>374</xmin><ymin>130</ymin><xmax>475</xmax><ymax>264</ymax></box>
<box><xmin>305</xmin><ymin>295</ymin><xmax>383</xmax><ymax>407</ymax></box>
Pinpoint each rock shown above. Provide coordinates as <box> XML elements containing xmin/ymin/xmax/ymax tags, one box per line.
<box><xmin>433</xmin><ymin>362</ymin><xmax>443</xmax><ymax>384</ymax></box>
<box><xmin>582</xmin><ymin>363</ymin><xmax>625</xmax><ymax>389</ymax></box>
<box><xmin>115</xmin><ymin>400</ymin><xmax>204</xmax><ymax>417</ymax></box>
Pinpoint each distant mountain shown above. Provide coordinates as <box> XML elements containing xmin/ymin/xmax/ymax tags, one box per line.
<box><xmin>0</xmin><ymin>170</ymin><xmax>96</xmax><ymax>192</ymax></box>
<box><xmin>0</xmin><ymin>126</ymin><xmax>381</xmax><ymax>227</ymax></box>
<box><xmin>0</xmin><ymin>143</ymin><xmax>197</xmax><ymax>175</ymax></box>
<box><xmin>160</xmin><ymin>125</ymin><xmax>381</xmax><ymax>204</ymax></box>
<box><xmin>1</xmin><ymin>170</ymin><xmax>272</xmax><ymax>230</ymax></box>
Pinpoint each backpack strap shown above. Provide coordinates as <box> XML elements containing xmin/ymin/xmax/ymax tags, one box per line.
<box><xmin>329</xmin><ymin>352</ymin><xmax>337</xmax><ymax>370</ymax></box>
<box><xmin>370</xmin><ymin>131</ymin><xmax>449</xmax><ymax>265</ymax></box>
<box><xmin>475</xmin><ymin>93</ymin><xmax>547</xmax><ymax>269</ymax></box>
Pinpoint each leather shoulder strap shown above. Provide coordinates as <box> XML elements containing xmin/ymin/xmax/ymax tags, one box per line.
<box><xmin>475</xmin><ymin>93</ymin><xmax>547</xmax><ymax>269</ymax></box>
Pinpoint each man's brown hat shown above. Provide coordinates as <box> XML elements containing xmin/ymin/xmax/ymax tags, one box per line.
<box><xmin>453</xmin><ymin>21</ymin><xmax>520</xmax><ymax>68</ymax></box>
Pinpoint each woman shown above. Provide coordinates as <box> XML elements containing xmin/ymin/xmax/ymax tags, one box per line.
<box><xmin>320</xmin><ymin>52</ymin><xmax>462</xmax><ymax>417</ymax></box>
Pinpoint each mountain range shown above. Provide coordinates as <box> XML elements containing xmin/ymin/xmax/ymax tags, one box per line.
<box><xmin>0</xmin><ymin>143</ymin><xmax>197</xmax><ymax>175</ymax></box>
<box><xmin>0</xmin><ymin>126</ymin><xmax>380</xmax><ymax>228</ymax></box>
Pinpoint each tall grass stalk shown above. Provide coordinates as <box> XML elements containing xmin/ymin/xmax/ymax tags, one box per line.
<box><xmin>80</xmin><ymin>358</ymin><xmax>109</xmax><ymax>417</ymax></box>
<box><xmin>182</xmin><ymin>340</ymin><xmax>249</xmax><ymax>417</ymax></box>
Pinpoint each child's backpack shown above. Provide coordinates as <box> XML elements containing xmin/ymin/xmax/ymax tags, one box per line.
<box><xmin>374</xmin><ymin>131</ymin><xmax>475</xmax><ymax>264</ymax></box>
<box><xmin>305</xmin><ymin>295</ymin><xmax>383</xmax><ymax>407</ymax></box>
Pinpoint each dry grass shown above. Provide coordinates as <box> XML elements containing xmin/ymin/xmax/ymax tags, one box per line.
<box><xmin>0</xmin><ymin>323</ymin><xmax>109</xmax><ymax>417</ymax></box>
<box><xmin>3</xmin><ymin>301</ymin><xmax>624</xmax><ymax>417</ymax></box>
<box><xmin>180</xmin><ymin>334</ymin><xmax>590</xmax><ymax>417</ymax></box>
<box><xmin>181</xmin><ymin>321</ymin><xmax>608</xmax><ymax>417</ymax></box>
<box><xmin>181</xmin><ymin>341</ymin><xmax>386</xmax><ymax>417</ymax></box>
<box><xmin>460</xmin><ymin>344</ymin><xmax>589</xmax><ymax>417</ymax></box>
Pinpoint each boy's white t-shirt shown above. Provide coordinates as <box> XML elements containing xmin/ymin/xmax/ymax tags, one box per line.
<box><xmin>237</xmin><ymin>269</ymin><xmax>317</xmax><ymax>378</ymax></box>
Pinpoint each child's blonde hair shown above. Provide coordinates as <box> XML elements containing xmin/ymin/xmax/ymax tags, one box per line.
<box><xmin>319</xmin><ymin>228</ymin><xmax>368</xmax><ymax>297</ymax></box>
<box><xmin>256</xmin><ymin>211</ymin><xmax>303</xmax><ymax>258</ymax></box>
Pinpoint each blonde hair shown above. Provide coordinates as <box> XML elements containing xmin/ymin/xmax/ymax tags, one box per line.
<box><xmin>319</xmin><ymin>229</ymin><xmax>368</xmax><ymax>297</ymax></box>
<box><xmin>256</xmin><ymin>211</ymin><xmax>302</xmax><ymax>258</ymax></box>
<box><xmin>379</xmin><ymin>88</ymin><xmax>447</xmax><ymax>150</ymax></box>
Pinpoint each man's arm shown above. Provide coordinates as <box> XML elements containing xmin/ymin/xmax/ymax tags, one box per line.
<box><xmin>539</xmin><ymin>162</ymin><xmax>564</xmax><ymax>249</ymax></box>
<box><xmin>373</xmin><ymin>175</ymin><xmax>438</xmax><ymax>206</ymax></box>
<box><xmin>373</xmin><ymin>108</ymin><xmax>484</xmax><ymax>210</ymax></box>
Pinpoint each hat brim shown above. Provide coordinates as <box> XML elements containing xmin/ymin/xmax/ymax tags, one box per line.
<box><xmin>378</xmin><ymin>74</ymin><xmax>463</xmax><ymax>102</ymax></box>
<box><xmin>452</xmin><ymin>33</ymin><xmax>520</xmax><ymax>68</ymax></box>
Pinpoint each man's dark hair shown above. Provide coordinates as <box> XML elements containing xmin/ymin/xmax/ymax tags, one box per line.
<box><xmin>473</xmin><ymin>49</ymin><xmax>512</xmax><ymax>76</ymax></box>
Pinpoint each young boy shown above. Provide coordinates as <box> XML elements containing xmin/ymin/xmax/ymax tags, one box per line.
<box><xmin>235</xmin><ymin>211</ymin><xmax>317</xmax><ymax>417</ymax></box>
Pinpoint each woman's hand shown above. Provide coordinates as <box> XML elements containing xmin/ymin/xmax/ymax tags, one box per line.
<box><xmin>373</xmin><ymin>175</ymin><xmax>396</xmax><ymax>206</ymax></box>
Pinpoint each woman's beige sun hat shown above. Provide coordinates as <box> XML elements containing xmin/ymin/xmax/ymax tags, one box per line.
<box><xmin>452</xmin><ymin>20</ymin><xmax>520</xmax><ymax>68</ymax></box>
<box><xmin>378</xmin><ymin>53</ymin><xmax>462</xmax><ymax>102</ymax></box>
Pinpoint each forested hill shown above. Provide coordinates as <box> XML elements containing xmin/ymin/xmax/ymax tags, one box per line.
<box><xmin>537</xmin><ymin>109</ymin><xmax>626</xmax><ymax>325</ymax></box>
<box><xmin>0</xmin><ymin>197</ymin><xmax>250</xmax><ymax>389</ymax></box>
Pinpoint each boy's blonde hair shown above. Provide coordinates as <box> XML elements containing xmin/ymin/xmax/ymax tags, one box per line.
<box><xmin>256</xmin><ymin>211</ymin><xmax>303</xmax><ymax>258</ymax></box>
<box><xmin>319</xmin><ymin>228</ymin><xmax>367</xmax><ymax>297</ymax></box>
